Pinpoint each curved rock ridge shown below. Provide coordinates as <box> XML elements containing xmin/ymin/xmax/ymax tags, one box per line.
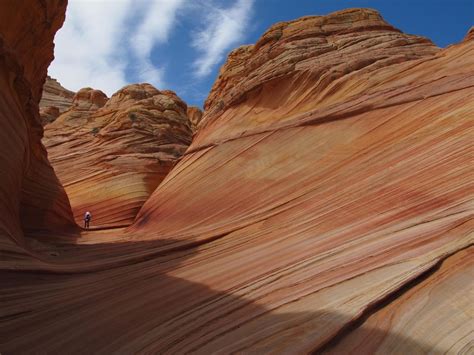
<box><xmin>197</xmin><ymin>8</ymin><xmax>439</xmax><ymax>145</ymax></box>
<box><xmin>322</xmin><ymin>246</ymin><xmax>474</xmax><ymax>354</ymax></box>
<box><xmin>39</xmin><ymin>75</ymin><xmax>75</xmax><ymax>125</ymax></box>
<box><xmin>1</xmin><ymin>4</ymin><xmax>473</xmax><ymax>354</ymax></box>
<box><xmin>0</xmin><ymin>0</ymin><xmax>75</xmax><ymax>261</ymax></box>
<box><xmin>43</xmin><ymin>83</ymin><xmax>193</xmax><ymax>226</ymax></box>
<box><xmin>127</xmin><ymin>8</ymin><xmax>472</xmax><ymax>352</ymax></box>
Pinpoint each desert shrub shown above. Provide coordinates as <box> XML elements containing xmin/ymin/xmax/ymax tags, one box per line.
<box><xmin>272</xmin><ymin>28</ymin><xmax>283</xmax><ymax>41</ymax></box>
<box><xmin>216</xmin><ymin>100</ymin><xmax>225</xmax><ymax>111</ymax></box>
<box><xmin>91</xmin><ymin>127</ymin><xmax>99</xmax><ymax>135</ymax></box>
<box><xmin>129</xmin><ymin>112</ymin><xmax>138</xmax><ymax>122</ymax></box>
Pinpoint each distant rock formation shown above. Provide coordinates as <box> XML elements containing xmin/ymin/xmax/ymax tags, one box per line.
<box><xmin>39</xmin><ymin>75</ymin><xmax>74</xmax><ymax>125</ymax></box>
<box><xmin>187</xmin><ymin>105</ymin><xmax>203</xmax><ymax>131</ymax></box>
<box><xmin>43</xmin><ymin>83</ymin><xmax>193</xmax><ymax>226</ymax></box>
<box><xmin>49</xmin><ymin>86</ymin><xmax>108</xmax><ymax>126</ymax></box>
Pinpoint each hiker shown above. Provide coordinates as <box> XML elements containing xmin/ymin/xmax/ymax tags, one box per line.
<box><xmin>84</xmin><ymin>211</ymin><xmax>91</xmax><ymax>229</ymax></box>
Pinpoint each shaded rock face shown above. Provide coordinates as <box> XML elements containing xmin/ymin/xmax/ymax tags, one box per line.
<box><xmin>39</xmin><ymin>105</ymin><xmax>61</xmax><ymax>125</ymax></box>
<box><xmin>187</xmin><ymin>105</ymin><xmax>203</xmax><ymax>131</ymax></box>
<box><xmin>0</xmin><ymin>0</ymin><xmax>75</xmax><ymax>255</ymax></box>
<box><xmin>1</xmin><ymin>5</ymin><xmax>474</xmax><ymax>355</ymax></box>
<box><xmin>43</xmin><ymin>83</ymin><xmax>193</xmax><ymax>226</ymax></box>
<box><xmin>39</xmin><ymin>75</ymin><xmax>74</xmax><ymax>125</ymax></box>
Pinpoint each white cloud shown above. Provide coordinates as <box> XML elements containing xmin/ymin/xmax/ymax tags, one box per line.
<box><xmin>49</xmin><ymin>0</ymin><xmax>132</xmax><ymax>96</ymax></box>
<box><xmin>192</xmin><ymin>0</ymin><xmax>255</xmax><ymax>78</ymax></box>
<box><xmin>137</xmin><ymin>58</ymin><xmax>165</xmax><ymax>85</ymax></box>
<box><xmin>131</xmin><ymin>0</ymin><xmax>185</xmax><ymax>58</ymax></box>
<box><xmin>49</xmin><ymin>0</ymin><xmax>184</xmax><ymax>96</ymax></box>
<box><xmin>131</xmin><ymin>0</ymin><xmax>185</xmax><ymax>86</ymax></box>
<box><xmin>49</xmin><ymin>0</ymin><xmax>254</xmax><ymax>100</ymax></box>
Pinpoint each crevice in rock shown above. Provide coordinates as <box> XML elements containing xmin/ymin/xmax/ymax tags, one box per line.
<box><xmin>312</xmin><ymin>243</ymin><xmax>474</xmax><ymax>354</ymax></box>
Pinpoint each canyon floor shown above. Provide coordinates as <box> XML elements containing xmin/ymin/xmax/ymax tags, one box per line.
<box><xmin>0</xmin><ymin>2</ymin><xmax>473</xmax><ymax>354</ymax></box>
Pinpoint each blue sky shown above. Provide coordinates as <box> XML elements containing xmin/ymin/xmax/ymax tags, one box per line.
<box><xmin>50</xmin><ymin>0</ymin><xmax>473</xmax><ymax>108</ymax></box>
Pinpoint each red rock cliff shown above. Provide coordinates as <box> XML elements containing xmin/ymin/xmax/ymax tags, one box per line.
<box><xmin>0</xmin><ymin>0</ymin><xmax>75</xmax><ymax>260</ymax></box>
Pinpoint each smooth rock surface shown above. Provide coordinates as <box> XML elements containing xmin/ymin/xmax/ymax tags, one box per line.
<box><xmin>322</xmin><ymin>246</ymin><xmax>474</xmax><ymax>354</ymax></box>
<box><xmin>0</xmin><ymin>0</ymin><xmax>75</xmax><ymax>262</ymax></box>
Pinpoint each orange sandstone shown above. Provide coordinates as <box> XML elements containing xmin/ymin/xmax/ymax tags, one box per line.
<box><xmin>0</xmin><ymin>0</ymin><xmax>75</xmax><ymax>265</ymax></box>
<box><xmin>39</xmin><ymin>75</ymin><xmax>75</xmax><ymax>124</ymax></box>
<box><xmin>43</xmin><ymin>83</ymin><xmax>193</xmax><ymax>226</ymax></box>
<box><xmin>0</xmin><ymin>5</ymin><xmax>473</xmax><ymax>354</ymax></box>
<box><xmin>187</xmin><ymin>105</ymin><xmax>204</xmax><ymax>131</ymax></box>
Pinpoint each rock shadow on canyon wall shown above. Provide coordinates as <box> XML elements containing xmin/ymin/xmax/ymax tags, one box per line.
<box><xmin>0</xmin><ymin>236</ymin><xmax>439</xmax><ymax>354</ymax></box>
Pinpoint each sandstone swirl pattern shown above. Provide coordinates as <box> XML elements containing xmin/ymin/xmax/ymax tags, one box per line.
<box><xmin>0</xmin><ymin>0</ymin><xmax>75</xmax><ymax>263</ymax></box>
<box><xmin>43</xmin><ymin>83</ymin><xmax>193</xmax><ymax>226</ymax></box>
<box><xmin>129</xmin><ymin>8</ymin><xmax>474</xmax><ymax>352</ymax></box>
<box><xmin>0</xmin><ymin>4</ymin><xmax>473</xmax><ymax>354</ymax></box>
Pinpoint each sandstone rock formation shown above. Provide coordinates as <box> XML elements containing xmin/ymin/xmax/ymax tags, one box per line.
<box><xmin>39</xmin><ymin>75</ymin><xmax>74</xmax><ymax>124</ymax></box>
<box><xmin>187</xmin><ymin>105</ymin><xmax>203</xmax><ymax>131</ymax></box>
<box><xmin>322</xmin><ymin>246</ymin><xmax>473</xmax><ymax>354</ymax></box>
<box><xmin>200</xmin><ymin>8</ymin><xmax>439</xmax><ymax>142</ymax></box>
<box><xmin>45</xmin><ymin>86</ymin><xmax>108</xmax><ymax>128</ymax></box>
<box><xmin>0</xmin><ymin>0</ymin><xmax>75</xmax><ymax>264</ymax></box>
<box><xmin>1</xmin><ymin>5</ymin><xmax>473</xmax><ymax>354</ymax></box>
<box><xmin>129</xmin><ymin>8</ymin><xmax>473</xmax><ymax>352</ymax></box>
<box><xmin>43</xmin><ymin>83</ymin><xmax>193</xmax><ymax>226</ymax></box>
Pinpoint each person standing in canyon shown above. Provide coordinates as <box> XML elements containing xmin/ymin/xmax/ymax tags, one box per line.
<box><xmin>84</xmin><ymin>211</ymin><xmax>92</xmax><ymax>229</ymax></box>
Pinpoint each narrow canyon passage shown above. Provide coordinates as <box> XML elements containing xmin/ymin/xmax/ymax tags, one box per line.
<box><xmin>41</xmin><ymin>82</ymin><xmax>196</xmax><ymax>228</ymax></box>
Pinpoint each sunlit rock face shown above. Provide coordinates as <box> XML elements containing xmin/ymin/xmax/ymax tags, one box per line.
<box><xmin>43</xmin><ymin>83</ymin><xmax>193</xmax><ymax>226</ymax></box>
<box><xmin>0</xmin><ymin>0</ymin><xmax>75</xmax><ymax>262</ymax></box>
<box><xmin>321</xmin><ymin>246</ymin><xmax>474</xmax><ymax>354</ymax></box>
<box><xmin>1</xmin><ymin>4</ymin><xmax>473</xmax><ymax>354</ymax></box>
<box><xmin>199</xmin><ymin>8</ymin><xmax>439</xmax><ymax>143</ymax></box>
<box><xmin>39</xmin><ymin>75</ymin><xmax>75</xmax><ymax>125</ymax></box>
<box><xmin>129</xmin><ymin>8</ymin><xmax>473</xmax><ymax>352</ymax></box>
